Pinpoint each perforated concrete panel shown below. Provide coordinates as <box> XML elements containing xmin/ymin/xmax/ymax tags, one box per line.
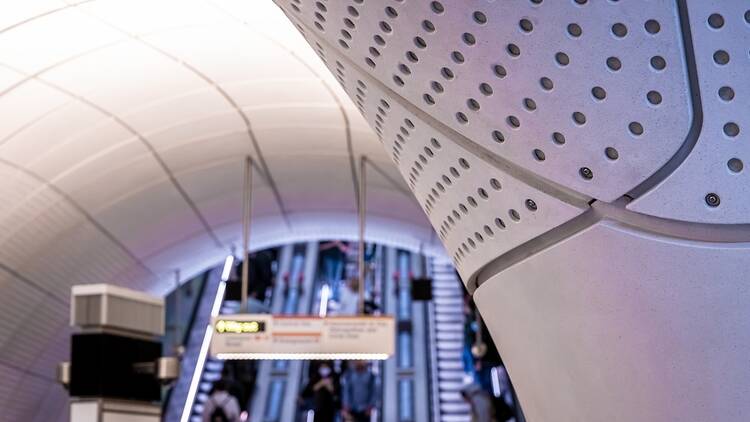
<box><xmin>629</xmin><ymin>0</ymin><xmax>750</xmax><ymax>223</ymax></box>
<box><xmin>278</xmin><ymin>0</ymin><xmax>693</xmax><ymax>202</ymax></box>
<box><xmin>299</xmin><ymin>34</ymin><xmax>587</xmax><ymax>281</ymax></box>
<box><xmin>277</xmin><ymin>1</ymin><xmax>750</xmax><ymax>421</ymax></box>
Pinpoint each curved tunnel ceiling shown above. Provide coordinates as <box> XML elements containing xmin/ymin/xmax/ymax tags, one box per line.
<box><xmin>0</xmin><ymin>1</ymin><xmax>440</xmax><ymax>419</ymax></box>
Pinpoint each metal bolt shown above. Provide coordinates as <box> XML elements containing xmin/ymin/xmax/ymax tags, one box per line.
<box><xmin>579</xmin><ymin>167</ymin><xmax>593</xmax><ymax>180</ymax></box>
<box><xmin>525</xmin><ymin>199</ymin><xmax>538</xmax><ymax>211</ymax></box>
<box><xmin>705</xmin><ymin>193</ymin><xmax>721</xmax><ymax>207</ymax></box>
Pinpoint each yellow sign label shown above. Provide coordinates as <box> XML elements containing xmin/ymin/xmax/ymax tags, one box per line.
<box><xmin>215</xmin><ymin>319</ymin><xmax>263</xmax><ymax>334</ymax></box>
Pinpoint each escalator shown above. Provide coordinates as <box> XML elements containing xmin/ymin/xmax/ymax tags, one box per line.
<box><xmin>428</xmin><ymin>259</ymin><xmax>471</xmax><ymax>422</ymax></box>
<box><xmin>248</xmin><ymin>242</ymin><xmax>319</xmax><ymax>422</ymax></box>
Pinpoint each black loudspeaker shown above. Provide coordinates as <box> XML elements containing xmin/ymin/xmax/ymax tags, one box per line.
<box><xmin>225</xmin><ymin>280</ymin><xmax>242</xmax><ymax>301</ymax></box>
<box><xmin>70</xmin><ymin>333</ymin><xmax>161</xmax><ymax>402</ymax></box>
<box><xmin>411</xmin><ymin>277</ymin><xmax>433</xmax><ymax>301</ymax></box>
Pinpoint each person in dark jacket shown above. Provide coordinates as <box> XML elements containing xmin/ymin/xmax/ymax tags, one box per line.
<box><xmin>301</xmin><ymin>361</ymin><xmax>340</xmax><ymax>422</ymax></box>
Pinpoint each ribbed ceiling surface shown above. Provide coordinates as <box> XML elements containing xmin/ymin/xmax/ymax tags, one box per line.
<box><xmin>0</xmin><ymin>1</ymin><xmax>437</xmax><ymax>420</ymax></box>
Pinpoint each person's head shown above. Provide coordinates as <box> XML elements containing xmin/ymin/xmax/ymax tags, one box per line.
<box><xmin>213</xmin><ymin>379</ymin><xmax>228</xmax><ymax>392</ymax></box>
<box><xmin>347</xmin><ymin>277</ymin><xmax>359</xmax><ymax>291</ymax></box>
<box><xmin>318</xmin><ymin>363</ymin><xmax>332</xmax><ymax>378</ymax></box>
<box><xmin>353</xmin><ymin>360</ymin><xmax>368</xmax><ymax>372</ymax></box>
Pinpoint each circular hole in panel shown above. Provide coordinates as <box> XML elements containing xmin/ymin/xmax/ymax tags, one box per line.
<box><xmin>468</xmin><ymin>196</ymin><xmax>478</xmax><ymax>207</ymax></box>
<box><xmin>540</xmin><ymin>77</ymin><xmax>554</xmax><ymax>90</ymax></box>
<box><xmin>459</xmin><ymin>158</ymin><xmax>470</xmax><ymax>169</ymax></box>
<box><xmin>509</xmin><ymin>209</ymin><xmax>521</xmax><ymax>222</ymax></box>
<box><xmin>519</xmin><ymin>18</ymin><xmax>533</xmax><ymax>32</ymax></box>
<box><xmin>607</xmin><ymin>56</ymin><xmax>622</xmax><ymax>71</ymax></box>
<box><xmin>708</xmin><ymin>13</ymin><xmax>724</xmax><ymax>29</ymax></box>
<box><xmin>495</xmin><ymin>218</ymin><xmax>506</xmax><ymax>229</ymax></box>
<box><xmin>533</xmin><ymin>149</ymin><xmax>546</xmax><ymax>161</ymax></box>
<box><xmin>479</xmin><ymin>83</ymin><xmax>493</xmax><ymax>96</ymax></box>
<box><xmin>507</xmin><ymin>115</ymin><xmax>521</xmax><ymax>128</ymax></box>
<box><xmin>647</xmin><ymin>90</ymin><xmax>662</xmax><ymax>105</ymax></box>
<box><xmin>525</xmin><ymin>199</ymin><xmax>538</xmax><ymax>211</ymax></box>
<box><xmin>478</xmin><ymin>188</ymin><xmax>488</xmax><ymax>199</ymax></box>
<box><xmin>629</xmin><ymin>121</ymin><xmax>644</xmax><ymax>136</ymax></box>
<box><xmin>423</xmin><ymin>20</ymin><xmax>436</xmax><ymax>32</ymax></box>
<box><xmin>467</xmin><ymin>98</ymin><xmax>480</xmax><ymax>111</ymax></box>
<box><xmin>713</xmin><ymin>50</ymin><xmax>730</xmax><ymax>65</ymax></box>
<box><xmin>490</xmin><ymin>178</ymin><xmax>502</xmax><ymax>190</ymax></box>
<box><xmin>462</xmin><ymin>32</ymin><xmax>476</xmax><ymax>45</ymax></box>
<box><xmin>567</xmin><ymin>23</ymin><xmax>582</xmax><ymax>37</ymax></box>
<box><xmin>723</xmin><ymin>122</ymin><xmax>740</xmax><ymax>137</ymax></box>
<box><xmin>441</xmin><ymin>67</ymin><xmax>455</xmax><ymax>79</ymax></box>
<box><xmin>605</xmin><ymin>146</ymin><xmax>619</xmax><ymax>160</ymax></box>
<box><xmin>718</xmin><ymin>86</ymin><xmax>735</xmax><ymax>101</ymax></box>
<box><xmin>474</xmin><ymin>11</ymin><xmax>487</xmax><ymax>24</ymax></box>
<box><xmin>492</xmin><ymin>130</ymin><xmax>505</xmax><ymax>143</ymax></box>
<box><xmin>728</xmin><ymin>158</ymin><xmax>744</xmax><ymax>173</ymax></box>
<box><xmin>650</xmin><ymin>56</ymin><xmax>666</xmax><ymax>70</ymax></box>
<box><xmin>431</xmin><ymin>1</ymin><xmax>445</xmax><ymax>14</ymax></box>
<box><xmin>484</xmin><ymin>225</ymin><xmax>494</xmax><ymax>236</ymax></box>
<box><xmin>431</xmin><ymin>138</ymin><xmax>442</xmax><ymax>149</ymax></box>
<box><xmin>612</xmin><ymin>22</ymin><xmax>628</xmax><ymax>37</ymax></box>
<box><xmin>494</xmin><ymin>65</ymin><xmax>507</xmax><ymax>78</ymax></box>
<box><xmin>555</xmin><ymin>52</ymin><xmax>570</xmax><ymax>66</ymax></box>
<box><xmin>507</xmin><ymin>43</ymin><xmax>521</xmax><ymax>57</ymax></box>
<box><xmin>450</xmin><ymin>167</ymin><xmax>460</xmax><ymax>177</ymax></box>
<box><xmin>456</xmin><ymin>112</ymin><xmax>468</xmax><ymax>124</ymax></box>
<box><xmin>645</xmin><ymin>19</ymin><xmax>661</xmax><ymax>34</ymax></box>
<box><xmin>552</xmin><ymin>132</ymin><xmax>566</xmax><ymax>145</ymax></box>
<box><xmin>573</xmin><ymin>112</ymin><xmax>587</xmax><ymax>125</ymax></box>
<box><xmin>592</xmin><ymin>86</ymin><xmax>607</xmax><ymax>100</ymax></box>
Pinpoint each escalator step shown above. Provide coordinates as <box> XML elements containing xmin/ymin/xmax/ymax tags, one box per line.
<box><xmin>441</xmin><ymin>402</ymin><xmax>472</xmax><ymax>413</ymax></box>
<box><xmin>438</xmin><ymin>361</ymin><xmax>464</xmax><ymax>371</ymax></box>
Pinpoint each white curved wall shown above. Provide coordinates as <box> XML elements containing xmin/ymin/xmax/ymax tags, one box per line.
<box><xmin>0</xmin><ymin>1</ymin><xmax>439</xmax><ymax>420</ymax></box>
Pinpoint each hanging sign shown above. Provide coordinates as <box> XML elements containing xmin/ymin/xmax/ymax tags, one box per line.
<box><xmin>210</xmin><ymin>314</ymin><xmax>395</xmax><ymax>360</ymax></box>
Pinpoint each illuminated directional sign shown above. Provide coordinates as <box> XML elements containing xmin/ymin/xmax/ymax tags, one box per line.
<box><xmin>209</xmin><ymin>314</ymin><xmax>395</xmax><ymax>360</ymax></box>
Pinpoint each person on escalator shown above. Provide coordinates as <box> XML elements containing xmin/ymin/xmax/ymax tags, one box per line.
<box><xmin>301</xmin><ymin>361</ymin><xmax>340</xmax><ymax>422</ymax></box>
<box><xmin>202</xmin><ymin>379</ymin><xmax>241</xmax><ymax>422</ymax></box>
<box><xmin>320</xmin><ymin>240</ymin><xmax>348</xmax><ymax>300</ymax></box>
<box><xmin>341</xmin><ymin>361</ymin><xmax>377</xmax><ymax>422</ymax></box>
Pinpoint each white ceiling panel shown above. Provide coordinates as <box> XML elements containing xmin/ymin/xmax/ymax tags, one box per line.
<box><xmin>93</xmin><ymin>180</ymin><xmax>211</xmax><ymax>259</ymax></box>
<box><xmin>0</xmin><ymin>7</ymin><xmax>123</xmax><ymax>74</ymax></box>
<box><xmin>56</xmin><ymin>146</ymin><xmax>165</xmax><ymax>212</ymax></box>
<box><xmin>42</xmin><ymin>40</ymin><xmax>205</xmax><ymax>110</ymax></box>
<box><xmin>0</xmin><ymin>0</ymin><xmax>65</xmax><ymax>33</ymax></box>
<box><xmin>0</xmin><ymin>76</ymin><xmax>70</xmax><ymax>142</ymax></box>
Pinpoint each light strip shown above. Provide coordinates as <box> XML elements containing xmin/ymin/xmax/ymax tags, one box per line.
<box><xmin>220</xmin><ymin>255</ymin><xmax>235</xmax><ymax>281</ymax></box>
<box><xmin>211</xmin><ymin>281</ymin><xmax>227</xmax><ymax>318</ymax></box>
<box><xmin>181</xmin><ymin>277</ymin><xmax>227</xmax><ymax>422</ymax></box>
<box><xmin>318</xmin><ymin>284</ymin><xmax>330</xmax><ymax>317</ymax></box>
<box><xmin>180</xmin><ymin>325</ymin><xmax>213</xmax><ymax>422</ymax></box>
<box><xmin>215</xmin><ymin>352</ymin><xmax>390</xmax><ymax>361</ymax></box>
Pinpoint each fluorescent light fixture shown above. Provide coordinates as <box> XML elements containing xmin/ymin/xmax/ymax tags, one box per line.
<box><xmin>318</xmin><ymin>284</ymin><xmax>330</xmax><ymax>317</ymax></box>
<box><xmin>180</xmin><ymin>325</ymin><xmax>214</xmax><ymax>422</ymax></box>
<box><xmin>215</xmin><ymin>352</ymin><xmax>390</xmax><ymax>361</ymax></box>
<box><xmin>221</xmin><ymin>255</ymin><xmax>235</xmax><ymax>281</ymax></box>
